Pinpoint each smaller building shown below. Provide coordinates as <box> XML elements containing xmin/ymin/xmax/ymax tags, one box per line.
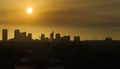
<box><xmin>55</xmin><ymin>33</ymin><xmax>61</xmax><ymax>39</ymax></box>
<box><xmin>50</xmin><ymin>31</ymin><xmax>54</xmax><ymax>41</ymax></box>
<box><xmin>28</xmin><ymin>33</ymin><xmax>32</xmax><ymax>40</ymax></box>
<box><xmin>62</xmin><ymin>36</ymin><xmax>71</xmax><ymax>42</ymax></box>
<box><xmin>41</xmin><ymin>34</ymin><xmax>45</xmax><ymax>41</ymax></box>
<box><xmin>2</xmin><ymin>29</ymin><xmax>8</xmax><ymax>41</ymax></box>
<box><xmin>105</xmin><ymin>37</ymin><xmax>112</xmax><ymax>41</ymax></box>
<box><xmin>74</xmin><ymin>36</ymin><xmax>80</xmax><ymax>42</ymax></box>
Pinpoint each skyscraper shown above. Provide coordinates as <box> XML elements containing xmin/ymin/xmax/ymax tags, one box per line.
<box><xmin>2</xmin><ymin>29</ymin><xmax>8</xmax><ymax>41</ymax></box>
<box><xmin>28</xmin><ymin>33</ymin><xmax>32</xmax><ymax>40</ymax></box>
<box><xmin>14</xmin><ymin>29</ymin><xmax>20</xmax><ymax>40</ymax></box>
<box><xmin>41</xmin><ymin>34</ymin><xmax>45</xmax><ymax>41</ymax></box>
<box><xmin>19</xmin><ymin>32</ymin><xmax>27</xmax><ymax>40</ymax></box>
<box><xmin>50</xmin><ymin>31</ymin><xmax>54</xmax><ymax>41</ymax></box>
<box><xmin>56</xmin><ymin>33</ymin><xmax>61</xmax><ymax>39</ymax></box>
<box><xmin>62</xmin><ymin>36</ymin><xmax>70</xmax><ymax>42</ymax></box>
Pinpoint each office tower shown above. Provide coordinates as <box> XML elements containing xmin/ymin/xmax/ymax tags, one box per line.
<box><xmin>14</xmin><ymin>29</ymin><xmax>20</xmax><ymax>40</ymax></box>
<box><xmin>14</xmin><ymin>29</ymin><xmax>27</xmax><ymax>41</ymax></box>
<box><xmin>2</xmin><ymin>29</ymin><xmax>8</xmax><ymax>41</ymax></box>
<box><xmin>41</xmin><ymin>34</ymin><xmax>45</xmax><ymax>41</ymax></box>
<box><xmin>28</xmin><ymin>33</ymin><xmax>32</xmax><ymax>40</ymax></box>
<box><xmin>56</xmin><ymin>33</ymin><xmax>61</xmax><ymax>40</ymax></box>
<box><xmin>50</xmin><ymin>31</ymin><xmax>54</xmax><ymax>41</ymax></box>
<box><xmin>63</xmin><ymin>36</ymin><xmax>70</xmax><ymax>42</ymax></box>
<box><xmin>19</xmin><ymin>32</ymin><xmax>27</xmax><ymax>40</ymax></box>
<box><xmin>74</xmin><ymin>36</ymin><xmax>80</xmax><ymax>42</ymax></box>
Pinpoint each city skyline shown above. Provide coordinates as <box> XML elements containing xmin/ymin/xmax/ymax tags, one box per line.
<box><xmin>0</xmin><ymin>29</ymin><xmax>115</xmax><ymax>41</ymax></box>
<box><xmin>0</xmin><ymin>28</ymin><xmax>120</xmax><ymax>40</ymax></box>
<box><xmin>0</xmin><ymin>1</ymin><xmax>120</xmax><ymax>69</ymax></box>
<box><xmin>0</xmin><ymin>0</ymin><xmax>120</xmax><ymax>40</ymax></box>
<box><xmin>1</xmin><ymin>29</ymin><xmax>81</xmax><ymax>41</ymax></box>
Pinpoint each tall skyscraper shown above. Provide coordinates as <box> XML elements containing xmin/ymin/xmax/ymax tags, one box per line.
<box><xmin>41</xmin><ymin>34</ymin><xmax>45</xmax><ymax>41</ymax></box>
<box><xmin>2</xmin><ymin>29</ymin><xmax>8</xmax><ymax>41</ymax></box>
<box><xmin>14</xmin><ymin>29</ymin><xmax>20</xmax><ymax>40</ymax></box>
<box><xmin>50</xmin><ymin>31</ymin><xmax>54</xmax><ymax>41</ymax></box>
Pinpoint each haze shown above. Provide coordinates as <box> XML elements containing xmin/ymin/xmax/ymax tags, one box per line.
<box><xmin>0</xmin><ymin>0</ymin><xmax>120</xmax><ymax>40</ymax></box>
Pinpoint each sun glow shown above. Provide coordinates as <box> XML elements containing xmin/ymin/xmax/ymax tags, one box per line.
<box><xmin>27</xmin><ymin>7</ymin><xmax>32</xmax><ymax>14</ymax></box>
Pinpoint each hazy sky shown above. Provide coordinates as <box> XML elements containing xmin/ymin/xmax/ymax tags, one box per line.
<box><xmin>0</xmin><ymin>0</ymin><xmax>120</xmax><ymax>40</ymax></box>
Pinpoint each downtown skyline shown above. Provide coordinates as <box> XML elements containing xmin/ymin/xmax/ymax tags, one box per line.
<box><xmin>0</xmin><ymin>0</ymin><xmax>120</xmax><ymax>40</ymax></box>
<box><xmin>1</xmin><ymin>29</ymin><xmax>80</xmax><ymax>41</ymax></box>
<box><xmin>0</xmin><ymin>28</ymin><xmax>119</xmax><ymax>40</ymax></box>
<box><xmin>0</xmin><ymin>29</ymin><xmax>115</xmax><ymax>41</ymax></box>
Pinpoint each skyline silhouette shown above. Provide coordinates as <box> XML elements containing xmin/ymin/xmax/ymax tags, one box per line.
<box><xmin>1</xmin><ymin>29</ymin><xmax>79</xmax><ymax>42</ymax></box>
<box><xmin>0</xmin><ymin>0</ymin><xmax>120</xmax><ymax>40</ymax></box>
<box><xmin>0</xmin><ymin>29</ymin><xmax>120</xmax><ymax>69</ymax></box>
<box><xmin>0</xmin><ymin>0</ymin><xmax>120</xmax><ymax>69</ymax></box>
<box><xmin>1</xmin><ymin>29</ymin><xmax>116</xmax><ymax>41</ymax></box>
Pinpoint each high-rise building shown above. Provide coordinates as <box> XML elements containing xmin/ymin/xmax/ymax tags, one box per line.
<box><xmin>56</xmin><ymin>33</ymin><xmax>61</xmax><ymax>40</ymax></box>
<box><xmin>63</xmin><ymin>36</ymin><xmax>70</xmax><ymax>42</ymax></box>
<box><xmin>50</xmin><ymin>31</ymin><xmax>54</xmax><ymax>41</ymax></box>
<box><xmin>28</xmin><ymin>33</ymin><xmax>32</xmax><ymax>40</ymax></box>
<box><xmin>74</xmin><ymin>36</ymin><xmax>80</xmax><ymax>42</ymax></box>
<box><xmin>2</xmin><ymin>29</ymin><xmax>8</xmax><ymax>41</ymax></box>
<box><xmin>41</xmin><ymin>34</ymin><xmax>45</xmax><ymax>41</ymax></box>
<box><xmin>14</xmin><ymin>29</ymin><xmax>28</xmax><ymax>41</ymax></box>
<box><xmin>14</xmin><ymin>29</ymin><xmax>20</xmax><ymax>40</ymax></box>
<box><xmin>19</xmin><ymin>32</ymin><xmax>27</xmax><ymax>40</ymax></box>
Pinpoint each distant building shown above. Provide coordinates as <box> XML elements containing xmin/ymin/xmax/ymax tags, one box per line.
<box><xmin>45</xmin><ymin>37</ymin><xmax>49</xmax><ymax>41</ymax></box>
<box><xmin>19</xmin><ymin>32</ymin><xmax>27</xmax><ymax>40</ymax></box>
<box><xmin>28</xmin><ymin>33</ymin><xmax>32</xmax><ymax>40</ymax></box>
<box><xmin>105</xmin><ymin>37</ymin><xmax>112</xmax><ymax>41</ymax></box>
<box><xmin>74</xmin><ymin>36</ymin><xmax>80</xmax><ymax>42</ymax></box>
<box><xmin>55</xmin><ymin>33</ymin><xmax>61</xmax><ymax>40</ymax></box>
<box><xmin>14</xmin><ymin>29</ymin><xmax>20</xmax><ymax>40</ymax></box>
<box><xmin>50</xmin><ymin>31</ymin><xmax>54</xmax><ymax>41</ymax></box>
<box><xmin>14</xmin><ymin>29</ymin><xmax>28</xmax><ymax>41</ymax></box>
<box><xmin>62</xmin><ymin>36</ymin><xmax>70</xmax><ymax>42</ymax></box>
<box><xmin>2</xmin><ymin>29</ymin><xmax>8</xmax><ymax>41</ymax></box>
<box><xmin>41</xmin><ymin>34</ymin><xmax>45</xmax><ymax>41</ymax></box>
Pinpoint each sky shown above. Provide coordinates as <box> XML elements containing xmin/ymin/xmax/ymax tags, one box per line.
<box><xmin>0</xmin><ymin>0</ymin><xmax>120</xmax><ymax>40</ymax></box>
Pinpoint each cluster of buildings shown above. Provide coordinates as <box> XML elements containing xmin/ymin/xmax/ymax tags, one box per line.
<box><xmin>2</xmin><ymin>29</ymin><xmax>80</xmax><ymax>42</ymax></box>
<box><xmin>2</xmin><ymin>29</ymin><xmax>33</xmax><ymax>41</ymax></box>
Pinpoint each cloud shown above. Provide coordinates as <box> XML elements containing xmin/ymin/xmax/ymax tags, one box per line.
<box><xmin>0</xmin><ymin>0</ymin><xmax>120</xmax><ymax>28</ymax></box>
<box><xmin>36</xmin><ymin>4</ymin><xmax>120</xmax><ymax>28</ymax></box>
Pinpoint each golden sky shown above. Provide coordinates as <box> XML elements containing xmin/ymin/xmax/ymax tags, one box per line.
<box><xmin>0</xmin><ymin>0</ymin><xmax>120</xmax><ymax>40</ymax></box>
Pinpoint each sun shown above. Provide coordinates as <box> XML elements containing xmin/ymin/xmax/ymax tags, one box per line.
<box><xmin>27</xmin><ymin>7</ymin><xmax>32</xmax><ymax>14</ymax></box>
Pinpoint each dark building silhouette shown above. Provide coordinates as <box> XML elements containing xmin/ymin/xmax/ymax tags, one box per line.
<box><xmin>19</xmin><ymin>32</ymin><xmax>27</xmax><ymax>40</ymax></box>
<box><xmin>45</xmin><ymin>37</ymin><xmax>49</xmax><ymax>41</ymax></box>
<box><xmin>62</xmin><ymin>36</ymin><xmax>70</xmax><ymax>42</ymax></box>
<box><xmin>55</xmin><ymin>33</ymin><xmax>61</xmax><ymax>42</ymax></box>
<box><xmin>74</xmin><ymin>36</ymin><xmax>80</xmax><ymax>42</ymax></box>
<box><xmin>105</xmin><ymin>37</ymin><xmax>112</xmax><ymax>41</ymax></box>
<box><xmin>55</xmin><ymin>33</ymin><xmax>61</xmax><ymax>40</ymax></box>
<box><xmin>50</xmin><ymin>31</ymin><xmax>54</xmax><ymax>41</ymax></box>
<box><xmin>14</xmin><ymin>29</ymin><xmax>20</xmax><ymax>40</ymax></box>
<box><xmin>28</xmin><ymin>33</ymin><xmax>32</xmax><ymax>40</ymax></box>
<box><xmin>2</xmin><ymin>29</ymin><xmax>8</xmax><ymax>41</ymax></box>
<box><xmin>14</xmin><ymin>29</ymin><xmax>31</xmax><ymax>41</ymax></box>
<box><xmin>41</xmin><ymin>34</ymin><xmax>45</xmax><ymax>41</ymax></box>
